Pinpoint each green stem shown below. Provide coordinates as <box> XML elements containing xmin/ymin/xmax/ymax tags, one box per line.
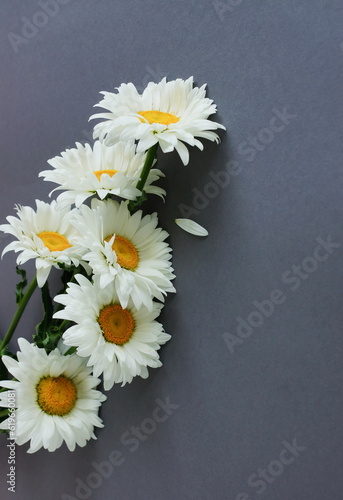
<box><xmin>128</xmin><ymin>143</ymin><xmax>159</xmax><ymax>212</ymax></box>
<box><xmin>136</xmin><ymin>143</ymin><xmax>159</xmax><ymax>192</ymax></box>
<box><xmin>0</xmin><ymin>276</ymin><xmax>38</xmax><ymax>354</ymax></box>
<box><xmin>59</xmin><ymin>319</ymin><xmax>70</xmax><ymax>332</ymax></box>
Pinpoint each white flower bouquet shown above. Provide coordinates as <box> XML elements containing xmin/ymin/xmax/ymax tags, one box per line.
<box><xmin>0</xmin><ymin>77</ymin><xmax>225</xmax><ymax>453</ymax></box>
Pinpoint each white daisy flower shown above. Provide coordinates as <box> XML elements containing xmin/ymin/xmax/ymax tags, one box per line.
<box><xmin>90</xmin><ymin>76</ymin><xmax>226</xmax><ymax>165</ymax></box>
<box><xmin>72</xmin><ymin>199</ymin><xmax>175</xmax><ymax>310</ymax></box>
<box><xmin>54</xmin><ymin>274</ymin><xmax>171</xmax><ymax>389</ymax></box>
<box><xmin>0</xmin><ymin>200</ymin><xmax>85</xmax><ymax>287</ymax></box>
<box><xmin>0</xmin><ymin>338</ymin><xmax>106</xmax><ymax>453</ymax></box>
<box><xmin>39</xmin><ymin>140</ymin><xmax>166</xmax><ymax>208</ymax></box>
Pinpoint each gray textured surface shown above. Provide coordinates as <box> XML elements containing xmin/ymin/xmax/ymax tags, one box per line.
<box><xmin>1</xmin><ymin>1</ymin><xmax>343</xmax><ymax>499</ymax></box>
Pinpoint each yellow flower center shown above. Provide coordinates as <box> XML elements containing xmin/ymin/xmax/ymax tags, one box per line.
<box><xmin>138</xmin><ymin>110</ymin><xmax>179</xmax><ymax>125</ymax></box>
<box><xmin>37</xmin><ymin>231</ymin><xmax>72</xmax><ymax>252</ymax></box>
<box><xmin>105</xmin><ymin>235</ymin><xmax>139</xmax><ymax>270</ymax></box>
<box><xmin>98</xmin><ymin>304</ymin><xmax>135</xmax><ymax>345</ymax></box>
<box><xmin>37</xmin><ymin>376</ymin><xmax>77</xmax><ymax>416</ymax></box>
<box><xmin>93</xmin><ymin>169</ymin><xmax>118</xmax><ymax>181</ymax></box>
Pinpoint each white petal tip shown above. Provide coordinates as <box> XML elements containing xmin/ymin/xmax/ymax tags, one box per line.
<box><xmin>175</xmin><ymin>219</ymin><xmax>208</xmax><ymax>237</ymax></box>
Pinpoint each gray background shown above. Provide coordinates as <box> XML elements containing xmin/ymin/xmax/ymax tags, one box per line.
<box><xmin>1</xmin><ymin>1</ymin><xmax>343</xmax><ymax>499</ymax></box>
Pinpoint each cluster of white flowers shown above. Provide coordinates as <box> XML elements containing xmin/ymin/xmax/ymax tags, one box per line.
<box><xmin>0</xmin><ymin>77</ymin><xmax>224</xmax><ymax>453</ymax></box>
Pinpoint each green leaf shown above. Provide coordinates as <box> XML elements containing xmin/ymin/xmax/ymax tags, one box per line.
<box><xmin>56</xmin><ymin>265</ymin><xmax>88</xmax><ymax>297</ymax></box>
<box><xmin>34</xmin><ymin>281</ymin><xmax>54</xmax><ymax>342</ymax></box>
<box><xmin>64</xmin><ymin>346</ymin><xmax>77</xmax><ymax>356</ymax></box>
<box><xmin>15</xmin><ymin>266</ymin><xmax>27</xmax><ymax>304</ymax></box>
<box><xmin>0</xmin><ymin>407</ymin><xmax>9</xmax><ymax>428</ymax></box>
<box><xmin>33</xmin><ymin>326</ymin><xmax>62</xmax><ymax>353</ymax></box>
<box><xmin>40</xmin><ymin>281</ymin><xmax>53</xmax><ymax>332</ymax></box>
<box><xmin>0</xmin><ymin>357</ymin><xmax>8</xmax><ymax>380</ymax></box>
<box><xmin>57</xmin><ymin>268</ymin><xmax>75</xmax><ymax>295</ymax></box>
<box><xmin>34</xmin><ymin>281</ymin><xmax>63</xmax><ymax>353</ymax></box>
<box><xmin>32</xmin><ymin>267</ymin><xmax>85</xmax><ymax>354</ymax></box>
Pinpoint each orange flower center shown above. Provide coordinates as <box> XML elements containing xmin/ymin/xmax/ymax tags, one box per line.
<box><xmin>105</xmin><ymin>235</ymin><xmax>139</xmax><ymax>270</ymax></box>
<box><xmin>37</xmin><ymin>376</ymin><xmax>77</xmax><ymax>416</ymax></box>
<box><xmin>37</xmin><ymin>231</ymin><xmax>71</xmax><ymax>252</ymax></box>
<box><xmin>93</xmin><ymin>169</ymin><xmax>118</xmax><ymax>181</ymax></box>
<box><xmin>98</xmin><ymin>304</ymin><xmax>135</xmax><ymax>345</ymax></box>
<box><xmin>138</xmin><ymin>110</ymin><xmax>179</xmax><ymax>125</ymax></box>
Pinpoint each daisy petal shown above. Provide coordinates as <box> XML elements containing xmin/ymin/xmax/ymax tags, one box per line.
<box><xmin>175</xmin><ymin>218</ymin><xmax>209</xmax><ymax>237</ymax></box>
